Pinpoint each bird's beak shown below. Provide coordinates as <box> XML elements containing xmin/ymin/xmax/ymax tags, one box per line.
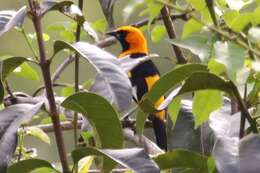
<box><xmin>106</xmin><ymin>31</ymin><xmax>118</xmax><ymax>37</ymax></box>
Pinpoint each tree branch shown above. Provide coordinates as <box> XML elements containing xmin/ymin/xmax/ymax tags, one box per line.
<box><xmin>28</xmin><ymin>1</ymin><xmax>70</xmax><ymax>172</ymax></box>
<box><xmin>160</xmin><ymin>6</ymin><xmax>187</xmax><ymax>64</ymax></box>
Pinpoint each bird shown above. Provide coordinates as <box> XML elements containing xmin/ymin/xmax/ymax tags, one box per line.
<box><xmin>107</xmin><ymin>26</ymin><xmax>167</xmax><ymax>150</ymax></box>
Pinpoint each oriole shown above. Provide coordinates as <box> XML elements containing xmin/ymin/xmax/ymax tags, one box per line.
<box><xmin>107</xmin><ymin>26</ymin><xmax>167</xmax><ymax>150</ymax></box>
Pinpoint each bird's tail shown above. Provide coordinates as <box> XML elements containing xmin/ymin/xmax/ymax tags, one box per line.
<box><xmin>152</xmin><ymin>115</ymin><xmax>167</xmax><ymax>151</ymax></box>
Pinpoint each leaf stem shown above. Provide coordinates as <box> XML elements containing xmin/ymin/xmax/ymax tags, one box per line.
<box><xmin>73</xmin><ymin>0</ymin><xmax>83</xmax><ymax>151</ymax></box>
<box><xmin>20</xmin><ymin>28</ymin><xmax>39</xmax><ymax>60</ymax></box>
<box><xmin>28</xmin><ymin>1</ymin><xmax>70</xmax><ymax>173</ymax></box>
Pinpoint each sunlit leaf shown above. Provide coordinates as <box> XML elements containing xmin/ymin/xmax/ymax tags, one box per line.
<box><xmin>182</xmin><ymin>19</ymin><xmax>203</xmax><ymax>38</ymax></box>
<box><xmin>25</xmin><ymin>126</ymin><xmax>50</xmax><ymax>145</ymax></box>
<box><xmin>192</xmin><ymin>90</ymin><xmax>223</xmax><ymax>128</ymax></box>
<box><xmin>153</xmin><ymin>149</ymin><xmax>208</xmax><ymax>171</ymax></box>
<box><xmin>7</xmin><ymin>159</ymin><xmax>58</xmax><ymax>173</ymax></box>
<box><xmin>62</xmin><ymin>92</ymin><xmax>123</xmax><ymax>171</ymax></box>
<box><xmin>78</xmin><ymin>156</ymin><xmax>94</xmax><ymax>173</ymax></box>
<box><xmin>13</xmin><ymin>62</ymin><xmax>39</xmax><ymax>81</ymax></box>
<box><xmin>91</xmin><ymin>18</ymin><xmax>108</xmax><ymax>34</ymax></box>
<box><xmin>151</xmin><ymin>25</ymin><xmax>166</xmax><ymax>43</ymax></box>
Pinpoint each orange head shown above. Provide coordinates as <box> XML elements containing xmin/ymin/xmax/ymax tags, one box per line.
<box><xmin>106</xmin><ymin>26</ymin><xmax>148</xmax><ymax>58</ymax></box>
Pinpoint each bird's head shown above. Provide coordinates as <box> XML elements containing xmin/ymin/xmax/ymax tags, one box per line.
<box><xmin>106</xmin><ymin>26</ymin><xmax>148</xmax><ymax>58</ymax></box>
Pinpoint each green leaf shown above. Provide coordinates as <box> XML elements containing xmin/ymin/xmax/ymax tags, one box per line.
<box><xmin>192</xmin><ymin>90</ymin><xmax>223</xmax><ymax>128</ymax></box>
<box><xmin>78</xmin><ymin>156</ymin><xmax>94</xmax><ymax>173</ymax></box>
<box><xmin>138</xmin><ymin>64</ymin><xmax>208</xmax><ymax>134</ymax></box>
<box><xmin>62</xmin><ymin>92</ymin><xmax>123</xmax><ymax>171</ymax></box>
<box><xmin>151</xmin><ymin>25</ymin><xmax>166</xmax><ymax>43</ymax></box>
<box><xmin>251</xmin><ymin>7</ymin><xmax>260</xmax><ymax>26</ymax></box>
<box><xmin>136</xmin><ymin>108</ymin><xmax>148</xmax><ymax>135</ymax></box>
<box><xmin>169</xmin><ymin>35</ymin><xmax>213</xmax><ymax>61</ymax></box>
<box><xmin>187</xmin><ymin>0</ymin><xmax>206</xmax><ymax>11</ymax></box>
<box><xmin>91</xmin><ymin>18</ymin><xmax>108</xmax><ymax>34</ymax></box>
<box><xmin>0</xmin><ymin>57</ymin><xmax>27</xmax><ymax>79</ymax></box>
<box><xmin>208</xmin><ymin>59</ymin><xmax>226</xmax><ymax>75</ymax></box>
<box><xmin>214</xmin><ymin>41</ymin><xmax>246</xmax><ymax>78</ymax></box>
<box><xmin>71</xmin><ymin>147</ymin><xmax>159</xmax><ymax>173</ymax></box>
<box><xmin>168</xmin><ymin>96</ymin><xmax>181</xmax><ymax>126</ymax></box>
<box><xmin>123</xmin><ymin>0</ymin><xmax>146</xmax><ymax>22</ymax></box>
<box><xmin>60</xmin><ymin>30</ymin><xmax>75</xmax><ymax>43</ymax></box>
<box><xmin>7</xmin><ymin>159</ymin><xmax>58</xmax><ymax>173</ymax></box>
<box><xmin>61</xmin><ymin>86</ymin><xmax>74</xmax><ymax>97</ymax></box>
<box><xmin>248</xmin><ymin>27</ymin><xmax>260</xmax><ymax>43</ymax></box>
<box><xmin>140</xmin><ymin>1</ymin><xmax>163</xmax><ymax>27</ymax></box>
<box><xmin>153</xmin><ymin>149</ymin><xmax>208</xmax><ymax>171</ymax></box>
<box><xmin>13</xmin><ymin>62</ymin><xmax>39</xmax><ymax>81</ymax></box>
<box><xmin>40</xmin><ymin>114</ymin><xmax>66</xmax><ymax>124</ymax></box>
<box><xmin>223</xmin><ymin>10</ymin><xmax>239</xmax><ymax>28</ymax></box>
<box><xmin>230</xmin><ymin>13</ymin><xmax>251</xmax><ymax>32</ymax></box>
<box><xmin>182</xmin><ymin>19</ymin><xmax>203</xmax><ymax>38</ymax></box>
<box><xmin>177</xmin><ymin>72</ymin><xmax>234</xmax><ymax>96</ymax></box>
<box><xmin>25</xmin><ymin>126</ymin><xmax>50</xmax><ymax>145</ymax></box>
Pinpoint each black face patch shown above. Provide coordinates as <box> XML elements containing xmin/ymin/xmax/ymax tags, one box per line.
<box><xmin>115</xmin><ymin>30</ymin><xmax>129</xmax><ymax>52</ymax></box>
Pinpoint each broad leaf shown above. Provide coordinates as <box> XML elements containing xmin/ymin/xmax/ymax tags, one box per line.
<box><xmin>0</xmin><ymin>6</ymin><xmax>26</xmax><ymax>37</ymax></box>
<box><xmin>151</xmin><ymin>25</ymin><xmax>166</xmax><ymax>43</ymax></box>
<box><xmin>7</xmin><ymin>159</ymin><xmax>58</xmax><ymax>173</ymax></box>
<box><xmin>61</xmin><ymin>92</ymin><xmax>123</xmax><ymax>171</ymax></box>
<box><xmin>169</xmin><ymin>35</ymin><xmax>213</xmax><ymax>61</ymax></box>
<box><xmin>25</xmin><ymin>126</ymin><xmax>50</xmax><ymax>145</ymax></box>
<box><xmin>0</xmin><ymin>57</ymin><xmax>28</xmax><ymax>103</ymax></box>
<box><xmin>0</xmin><ymin>103</ymin><xmax>43</xmax><ymax>172</ymax></box>
<box><xmin>54</xmin><ymin>41</ymin><xmax>132</xmax><ymax>112</ymax></box>
<box><xmin>72</xmin><ymin>147</ymin><xmax>160</xmax><ymax>173</ymax></box>
<box><xmin>182</xmin><ymin>19</ymin><xmax>203</xmax><ymax>38</ymax></box>
<box><xmin>98</xmin><ymin>0</ymin><xmax>117</xmax><ymax>28</ymax></box>
<box><xmin>153</xmin><ymin>149</ymin><xmax>208</xmax><ymax>172</ymax></box>
<box><xmin>13</xmin><ymin>62</ymin><xmax>39</xmax><ymax>81</ymax></box>
<box><xmin>214</xmin><ymin>41</ymin><xmax>246</xmax><ymax>79</ymax></box>
<box><xmin>192</xmin><ymin>90</ymin><xmax>223</xmax><ymax>128</ymax></box>
<box><xmin>139</xmin><ymin>64</ymin><xmax>208</xmax><ymax>135</ymax></box>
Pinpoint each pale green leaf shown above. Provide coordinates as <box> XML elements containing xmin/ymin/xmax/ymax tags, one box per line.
<box><xmin>182</xmin><ymin>19</ymin><xmax>203</xmax><ymax>38</ymax></box>
<box><xmin>13</xmin><ymin>62</ymin><xmax>39</xmax><ymax>81</ymax></box>
<box><xmin>25</xmin><ymin>127</ymin><xmax>50</xmax><ymax>144</ymax></box>
<box><xmin>61</xmin><ymin>86</ymin><xmax>74</xmax><ymax>97</ymax></box>
<box><xmin>223</xmin><ymin>10</ymin><xmax>239</xmax><ymax>28</ymax></box>
<box><xmin>187</xmin><ymin>0</ymin><xmax>206</xmax><ymax>11</ymax></box>
<box><xmin>151</xmin><ymin>25</ymin><xmax>166</xmax><ymax>43</ymax></box>
<box><xmin>248</xmin><ymin>27</ymin><xmax>260</xmax><ymax>43</ymax></box>
<box><xmin>214</xmin><ymin>41</ymin><xmax>246</xmax><ymax>78</ymax></box>
<box><xmin>208</xmin><ymin>59</ymin><xmax>226</xmax><ymax>75</ymax></box>
<box><xmin>91</xmin><ymin>18</ymin><xmax>107</xmax><ymax>34</ymax></box>
<box><xmin>78</xmin><ymin>156</ymin><xmax>94</xmax><ymax>173</ymax></box>
<box><xmin>60</xmin><ymin>30</ymin><xmax>74</xmax><ymax>43</ymax></box>
<box><xmin>192</xmin><ymin>90</ymin><xmax>223</xmax><ymax>128</ymax></box>
<box><xmin>168</xmin><ymin>96</ymin><xmax>181</xmax><ymax>126</ymax></box>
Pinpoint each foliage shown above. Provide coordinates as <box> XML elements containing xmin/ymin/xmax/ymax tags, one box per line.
<box><xmin>0</xmin><ymin>0</ymin><xmax>259</xmax><ymax>173</ymax></box>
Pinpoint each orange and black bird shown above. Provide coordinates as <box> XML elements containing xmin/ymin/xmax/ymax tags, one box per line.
<box><xmin>107</xmin><ymin>26</ymin><xmax>167</xmax><ymax>150</ymax></box>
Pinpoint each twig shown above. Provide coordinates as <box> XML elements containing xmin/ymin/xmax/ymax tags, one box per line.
<box><xmin>239</xmin><ymin>84</ymin><xmax>247</xmax><ymax>138</ymax></box>
<box><xmin>32</xmin><ymin>83</ymin><xmax>70</xmax><ymax>97</ymax></box>
<box><xmin>28</xmin><ymin>1</ymin><xmax>70</xmax><ymax>172</ymax></box>
<box><xmin>160</xmin><ymin>6</ymin><xmax>187</xmax><ymax>64</ymax></box>
<box><xmin>73</xmin><ymin>0</ymin><xmax>83</xmax><ymax>150</ymax></box>
<box><xmin>20</xmin><ymin>28</ymin><xmax>39</xmax><ymax>60</ymax></box>
<box><xmin>4</xmin><ymin>80</ymin><xmax>15</xmax><ymax>99</ymax></box>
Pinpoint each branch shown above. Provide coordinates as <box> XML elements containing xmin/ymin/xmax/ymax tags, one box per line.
<box><xmin>28</xmin><ymin>1</ymin><xmax>70</xmax><ymax>172</ymax></box>
<box><xmin>160</xmin><ymin>6</ymin><xmax>187</xmax><ymax>64</ymax></box>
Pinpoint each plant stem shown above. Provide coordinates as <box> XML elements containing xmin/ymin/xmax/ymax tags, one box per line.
<box><xmin>160</xmin><ymin>6</ymin><xmax>187</xmax><ymax>64</ymax></box>
<box><xmin>239</xmin><ymin>84</ymin><xmax>247</xmax><ymax>138</ymax></box>
<box><xmin>73</xmin><ymin>0</ymin><xmax>83</xmax><ymax>150</ymax></box>
<box><xmin>28</xmin><ymin>1</ymin><xmax>70</xmax><ymax>173</ymax></box>
<box><xmin>20</xmin><ymin>28</ymin><xmax>39</xmax><ymax>60</ymax></box>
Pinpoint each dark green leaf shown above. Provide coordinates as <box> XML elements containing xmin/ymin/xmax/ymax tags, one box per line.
<box><xmin>168</xmin><ymin>96</ymin><xmax>181</xmax><ymax>126</ymax></box>
<box><xmin>7</xmin><ymin>159</ymin><xmax>58</xmax><ymax>173</ymax></box>
<box><xmin>72</xmin><ymin>147</ymin><xmax>160</xmax><ymax>173</ymax></box>
<box><xmin>62</xmin><ymin>92</ymin><xmax>123</xmax><ymax>171</ymax></box>
<box><xmin>54</xmin><ymin>41</ymin><xmax>132</xmax><ymax>112</ymax></box>
<box><xmin>0</xmin><ymin>103</ymin><xmax>43</xmax><ymax>172</ymax></box>
<box><xmin>0</xmin><ymin>6</ymin><xmax>26</xmax><ymax>37</ymax></box>
<box><xmin>139</xmin><ymin>64</ymin><xmax>207</xmax><ymax>135</ymax></box>
<box><xmin>153</xmin><ymin>149</ymin><xmax>208</xmax><ymax>171</ymax></box>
